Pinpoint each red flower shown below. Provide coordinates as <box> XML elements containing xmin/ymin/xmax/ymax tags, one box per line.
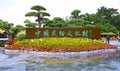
<box><xmin>5</xmin><ymin>43</ymin><xmax>116</xmax><ymax>52</ymax></box>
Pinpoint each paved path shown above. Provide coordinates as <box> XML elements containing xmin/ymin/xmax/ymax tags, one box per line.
<box><xmin>108</xmin><ymin>40</ymin><xmax>120</xmax><ymax>50</ymax></box>
<box><xmin>0</xmin><ymin>38</ymin><xmax>8</xmax><ymax>40</ymax></box>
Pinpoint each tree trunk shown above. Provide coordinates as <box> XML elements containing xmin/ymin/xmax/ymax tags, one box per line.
<box><xmin>38</xmin><ymin>21</ymin><xmax>41</xmax><ymax>28</ymax></box>
<box><xmin>38</xmin><ymin>17</ymin><xmax>41</xmax><ymax>28</ymax></box>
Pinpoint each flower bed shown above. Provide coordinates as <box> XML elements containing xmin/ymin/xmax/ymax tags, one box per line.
<box><xmin>6</xmin><ymin>43</ymin><xmax>116</xmax><ymax>52</ymax></box>
<box><xmin>5</xmin><ymin>38</ymin><xmax>18</xmax><ymax>45</ymax></box>
<box><xmin>5</xmin><ymin>38</ymin><xmax>116</xmax><ymax>52</ymax></box>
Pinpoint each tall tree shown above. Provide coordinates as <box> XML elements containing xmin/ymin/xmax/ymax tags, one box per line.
<box><xmin>71</xmin><ymin>9</ymin><xmax>81</xmax><ymax>18</ymax></box>
<box><xmin>97</xmin><ymin>6</ymin><xmax>119</xmax><ymax>20</ymax></box>
<box><xmin>10</xmin><ymin>25</ymin><xmax>25</xmax><ymax>38</ymax></box>
<box><xmin>25</xmin><ymin>5</ymin><xmax>50</xmax><ymax>28</ymax></box>
<box><xmin>112</xmin><ymin>15</ymin><xmax>120</xmax><ymax>30</ymax></box>
<box><xmin>71</xmin><ymin>9</ymin><xmax>81</xmax><ymax>26</ymax></box>
<box><xmin>97</xmin><ymin>6</ymin><xmax>120</xmax><ymax>30</ymax></box>
<box><xmin>0</xmin><ymin>19</ymin><xmax>14</xmax><ymax>35</ymax></box>
<box><xmin>0</xmin><ymin>19</ymin><xmax>25</xmax><ymax>38</ymax></box>
<box><xmin>97</xmin><ymin>6</ymin><xmax>119</xmax><ymax>24</ymax></box>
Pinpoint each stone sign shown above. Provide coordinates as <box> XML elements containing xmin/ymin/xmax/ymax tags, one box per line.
<box><xmin>26</xmin><ymin>27</ymin><xmax>100</xmax><ymax>39</ymax></box>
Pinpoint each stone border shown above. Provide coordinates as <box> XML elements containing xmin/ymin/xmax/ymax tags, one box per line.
<box><xmin>5</xmin><ymin>49</ymin><xmax>116</xmax><ymax>58</ymax></box>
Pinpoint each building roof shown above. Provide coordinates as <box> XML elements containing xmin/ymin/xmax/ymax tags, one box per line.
<box><xmin>0</xmin><ymin>29</ymin><xmax>5</xmax><ymax>34</ymax></box>
<box><xmin>101</xmin><ymin>32</ymin><xmax>116</xmax><ymax>36</ymax></box>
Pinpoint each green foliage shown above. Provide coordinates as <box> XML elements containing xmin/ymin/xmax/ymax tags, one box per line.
<box><xmin>97</xmin><ymin>6</ymin><xmax>119</xmax><ymax>20</ymax></box>
<box><xmin>24</xmin><ymin>19</ymin><xmax>37</xmax><ymax>28</ymax></box>
<box><xmin>17</xmin><ymin>34</ymin><xmax>26</xmax><ymax>41</ymax></box>
<box><xmin>66</xmin><ymin>18</ymin><xmax>87</xmax><ymax>27</ymax></box>
<box><xmin>47</xmin><ymin>17</ymin><xmax>67</xmax><ymax>27</ymax></box>
<box><xmin>31</xmin><ymin>5</ymin><xmax>46</xmax><ymax>11</ymax></box>
<box><xmin>11</xmin><ymin>25</ymin><xmax>24</xmax><ymax>31</ymax></box>
<box><xmin>4</xmin><ymin>6</ymin><xmax>120</xmax><ymax>31</ymax></box>
<box><xmin>10</xmin><ymin>25</ymin><xmax>25</xmax><ymax>38</ymax></box>
<box><xmin>25</xmin><ymin>12</ymin><xmax>37</xmax><ymax>17</ymax></box>
<box><xmin>1</xmin><ymin>6</ymin><xmax>120</xmax><ymax>33</ymax></box>
<box><xmin>96</xmin><ymin>23</ymin><xmax>118</xmax><ymax>34</ymax></box>
<box><xmin>71</xmin><ymin>9</ymin><xmax>81</xmax><ymax>18</ymax></box>
<box><xmin>53</xmin><ymin>17</ymin><xmax>64</xmax><ymax>23</ymax></box>
<box><xmin>48</xmin><ymin>23</ymin><xmax>67</xmax><ymax>27</ymax></box>
<box><xmin>0</xmin><ymin>19</ymin><xmax>25</xmax><ymax>38</ymax></box>
<box><xmin>84</xmin><ymin>24</ymin><xmax>96</xmax><ymax>27</ymax></box>
<box><xmin>0</xmin><ymin>20</ymin><xmax>14</xmax><ymax>30</ymax></box>
<box><xmin>25</xmin><ymin>23</ymin><xmax>37</xmax><ymax>28</ymax></box>
<box><xmin>16</xmin><ymin>38</ymin><xmax>103</xmax><ymax>46</ymax></box>
<box><xmin>43</xmin><ymin>19</ymin><xmax>53</xmax><ymax>26</ymax></box>
<box><xmin>96</xmin><ymin>6</ymin><xmax>120</xmax><ymax>30</ymax></box>
<box><xmin>85</xmin><ymin>13</ymin><xmax>98</xmax><ymax>24</ymax></box>
<box><xmin>112</xmin><ymin>15</ymin><xmax>120</xmax><ymax>30</ymax></box>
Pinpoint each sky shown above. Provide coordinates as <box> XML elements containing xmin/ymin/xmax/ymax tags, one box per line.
<box><xmin>0</xmin><ymin>0</ymin><xmax>120</xmax><ymax>26</ymax></box>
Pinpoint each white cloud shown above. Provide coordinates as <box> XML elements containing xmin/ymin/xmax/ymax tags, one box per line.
<box><xmin>0</xmin><ymin>0</ymin><xmax>120</xmax><ymax>25</ymax></box>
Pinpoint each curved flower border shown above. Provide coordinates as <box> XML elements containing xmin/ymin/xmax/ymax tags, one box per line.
<box><xmin>5</xmin><ymin>43</ymin><xmax>116</xmax><ymax>52</ymax></box>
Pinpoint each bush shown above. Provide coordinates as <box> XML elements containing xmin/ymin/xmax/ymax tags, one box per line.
<box><xmin>17</xmin><ymin>34</ymin><xmax>26</xmax><ymax>41</ymax></box>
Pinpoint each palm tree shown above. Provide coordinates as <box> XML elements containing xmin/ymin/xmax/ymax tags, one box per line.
<box><xmin>25</xmin><ymin>5</ymin><xmax>50</xmax><ymax>28</ymax></box>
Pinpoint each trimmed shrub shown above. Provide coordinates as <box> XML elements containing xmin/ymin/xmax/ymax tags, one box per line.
<box><xmin>17</xmin><ymin>34</ymin><xmax>26</xmax><ymax>41</ymax></box>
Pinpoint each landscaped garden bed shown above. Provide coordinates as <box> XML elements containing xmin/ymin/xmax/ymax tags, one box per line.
<box><xmin>5</xmin><ymin>38</ymin><xmax>116</xmax><ymax>52</ymax></box>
